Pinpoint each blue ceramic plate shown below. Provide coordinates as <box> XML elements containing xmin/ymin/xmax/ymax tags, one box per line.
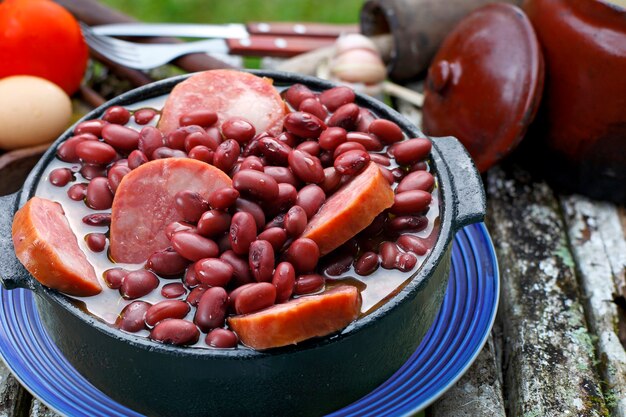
<box><xmin>0</xmin><ymin>223</ymin><xmax>497</xmax><ymax>417</ymax></box>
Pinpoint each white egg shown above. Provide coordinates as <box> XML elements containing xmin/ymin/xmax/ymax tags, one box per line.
<box><xmin>0</xmin><ymin>75</ymin><xmax>72</xmax><ymax>150</ymax></box>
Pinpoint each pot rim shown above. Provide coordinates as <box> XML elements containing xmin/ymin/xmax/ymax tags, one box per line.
<box><xmin>17</xmin><ymin>69</ymin><xmax>460</xmax><ymax>359</ymax></box>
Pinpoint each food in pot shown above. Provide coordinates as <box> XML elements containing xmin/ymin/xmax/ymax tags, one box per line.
<box><xmin>12</xmin><ymin>70</ymin><xmax>439</xmax><ymax>350</ymax></box>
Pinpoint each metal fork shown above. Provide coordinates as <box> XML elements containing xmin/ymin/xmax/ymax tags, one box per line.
<box><xmin>80</xmin><ymin>23</ymin><xmax>228</xmax><ymax>70</ymax></box>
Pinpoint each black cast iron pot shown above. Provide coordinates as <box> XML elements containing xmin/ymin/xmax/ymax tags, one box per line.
<box><xmin>0</xmin><ymin>70</ymin><xmax>485</xmax><ymax>417</ymax></box>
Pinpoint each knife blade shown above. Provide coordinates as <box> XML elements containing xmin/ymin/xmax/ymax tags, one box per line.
<box><xmin>92</xmin><ymin>22</ymin><xmax>358</xmax><ymax>39</ymax></box>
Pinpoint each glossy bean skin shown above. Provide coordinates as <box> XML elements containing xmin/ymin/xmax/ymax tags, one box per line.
<box><xmin>272</xmin><ymin>183</ymin><xmax>298</xmax><ymax>215</ymax></box>
<box><xmin>284</xmin><ymin>83</ymin><xmax>315</xmax><ymax>109</ymax></box>
<box><xmin>355</xmin><ymin>251</ymin><xmax>380</xmax><ymax>276</ymax></box>
<box><xmin>145</xmin><ymin>300</ymin><xmax>190</xmax><ymax>327</ymax></box>
<box><xmin>174</xmin><ymin>190</ymin><xmax>209</xmax><ymax>223</ymax></box>
<box><xmin>101</xmin><ymin>123</ymin><xmax>140</xmax><ymax>152</ymax></box>
<box><xmin>390</xmin><ymin>190</ymin><xmax>432</xmax><ymax>215</ymax></box>
<box><xmin>49</xmin><ymin>168</ymin><xmax>72</xmax><ymax>187</ymax></box>
<box><xmin>283</xmin><ymin>112</ymin><xmax>325</xmax><ymax>139</ymax></box>
<box><xmin>392</xmin><ymin>138</ymin><xmax>432</xmax><ymax>165</ymax></box>
<box><xmin>319</xmin><ymin>86</ymin><xmax>355</xmax><ymax>111</ymax></box>
<box><xmin>298</xmin><ymin>97</ymin><xmax>327</xmax><ymax>120</ymax></box>
<box><xmin>75</xmin><ymin>140</ymin><xmax>117</xmax><ymax>165</ymax></box>
<box><xmin>120</xmin><ymin>270</ymin><xmax>159</xmax><ymax>299</ymax></box>
<box><xmin>232</xmin><ymin>169</ymin><xmax>279</xmax><ymax>202</ymax></box>
<box><xmin>272</xmin><ymin>262</ymin><xmax>296</xmax><ymax>303</ymax></box>
<box><xmin>248</xmin><ymin>240</ymin><xmax>275</xmax><ymax>282</ymax></box>
<box><xmin>380</xmin><ymin>242</ymin><xmax>400</xmax><ymax>269</ymax></box>
<box><xmin>275</xmin><ymin>131</ymin><xmax>298</xmax><ymax>147</ymax></box>
<box><xmin>240</xmin><ymin>156</ymin><xmax>264</xmax><ymax>172</ymax></box>
<box><xmin>205</xmin><ymin>328</ymin><xmax>238</xmax><ymax>348</ymax></box>
<box><xmin>234</xmin><ymin>198</ymin><xmax>265</xmax><ymax>230</ymax></box>
<box><xmin>194</xmin><ymin>258</ymin><xmax>234</xmax><ymax>287</ymax></box>
<box><xmin>257</xmin><ymin>227</ymin><xmax>287</xmax><ymax>252</ymax></box>
<box><xmin>321</xmin><ymin>167</ymin><xmax>342</xmax><ymax>194</ymax></box>
<box><xmin>396</xmin><ymin>171</ymin><xmax>435</xmax><ymax>193</ymax></box>
<box><xmin>179</xmin><ymin>110</ymin><xmax>217</xmax><ymax>127</ymax></box>
<box><xmin>387</xmin><ymin>215</ymin><xmax>428</xmax><ymax>232</ymax></box>
<box><xmin>186</xmin><ymin>285</ymin><xmax>208</xmax><ymax>307</ymax></box>
<box><xmin>194</xmin><ymin>287</ymin><xmax>228</xmax><ymax>331</ymax></box>
<box><xmin>294</xmin><ymin>274</ymin><xmax>325</xmax><ymax>295</ymax></box>
<box><xmin>57</xmin><ymin>136</ymin><xmax>88</xmax><ymax>163</ymax></box>
<box><xmin>381</xmin><ymin>168</ymin><xmax>395</xmax><ymax>187</ymax></box>
<box><xmin>346</xmin><ymin>131</ymin><xmax>383</xmax><ymax>151</ymax></box>
<box><xmin>103</xmin><ymin>267</ymin><xmax>128</xmax><ymax>289</ymax></box>
<box><xmin>116</xmin><ymin>301</ymin><xmax>151</xmax><ymax>332</ymax></box>
<box><xmin>197</xmin><ymin>210</ymin><xmax>231</xmax><ymax>237</ymax></box>
<box><xmin>213</xmin><ymin>139</ymin><xmax>241</xmax><ymax>173</ymax></box>
<box><xmin>185</xmin><ymin>130</ymin><xmax>220</xmax><ymax>152</ymax></box>
<box><xmin>222</xmin><ymin>117</ymin><xmax>256</xmax><ymax>144</ymax></box>
<box><xmin>396</xmin><ymin>235</ymin><xmax>428</xmax><ymax>256</ymax></box>
<box><xmin>171</xmin><ymin>232</ymin><xmax>219</xmax><ymax>262</ymax></box>
<box><xmin>334</xmin><ymin>149</ymin><xmax>371</xmax><ymax>176</ymax></box>
<box><xmin>327</xmin><ymin>103</ymin><xmax>360</xmax><ymax>130</ymax></box>
<box><xmin>296</xmin><ymin>140</ymin><xmax>321</xmax><ymax>157</ymax></box>
<box><xmin>188</xmin><ymin>145</ymin><xmax>214</xmax><ymax>164</ymax></box>
<box><xmin>235</xmin><ymin>282</ymin><xmax>276</xmax><ymax>315</ymax></box>
<box><xmin>80</xmin><ymin>163</ymin><xmax>107</xmax><ymax>180</ymax></box>
<box><xmin>288</xmin><ymin>150</ymin><xmax>324</xmax><ymax>184</ymax></box>
<box><xmin>395</xmin><ymin>252</ymin><xmax>417</xmax><ymax>272</ymax></box>
<box><xmin>146</xmin><ymin>248</ymin><xmax>189</xmax><ymax>276</ymax></box>
<box><xmin>319</xmin><ymin>127</ymin><xmax>347</xmax><ymax>151</ymax></box>
<box><xmin>107</xmin><ymin>164</ymin><xmax>131</xmax><ymax>194</ymax></box>
<box><xmin>322</xmin><ymin>253</ymin><xmax>353</xmax><ymax>276</ymax></box>
<box><xmin>166</xmin><ymin>125</ymin><xmax>204</xmax><ymax>151</ymax></box>
<box><xmin>151</xmin><ymin>147</ymin><xmax>187</xmax><ymax>159</ymax></box>
<box><xmin>149</xmin><ymin>319</ymin><xmax>200</xmax><ymax>346</ymax></box>
<box><xmin>82</xmin><ymin>213</ymin><xmax>111</xmax><ymax>226</ymax></box>
<box><xmin>368</xmin><ymin>119</ymin><xmax>404</xmax><ymax>143</ymax></box>
<box><xmin>259</xmin><ymin>137</ymin><xmax>291</xmax><ymax>165</ymax></box>
<box><xmin>356</xmin><ymin>108</ymin><xmax>376</xmax><ymax>132</ymax></box>
<box><xmin>138</xmin><ymin>126</ymin><xmax>165</xmax><ymax>158</ymax></box>
<box><xmin>285</xmin><ymin>238</ymin><xmax>320</xmax><ymax>273</ymax></box>
<box><xmin>208</xmin><ymin>187</ymin><xmax>239</xmax><ymax>210</ymax></box>
<box><xmin>85</xmin><ymin>233</ymin><xmax>106</xmax><ymax>252</ymax></box>
<box><xmin>284</xmin><ymin>205</ymin><xmax>307</xmax><ymax>236</ymax></box>
<box><xmin>133</xmin><ymin>108</ymin><xmax>156</xmax><ymax>125</ymax></box>
<box><xmin>264</xmin><ymin>166</ymin><xmax>299</xmax><ymax>187</ymax></box>
<box><xmin>220</xmin><ymin>250</ymin><xmax>254</xmax><ymax>287</ymax></box>
<box><xmin>165</xmin><ymin>221</ymin><xmax>196</xmax><ymax>240</ymax></box>
<box><xmin>161</xmin><ymin>282</ymin><xmax>187</xmax><ymax>299</ymax></box>
<box><xmin>369</xmin><ymin>153</ymin><xmax>391</xmax><ymax>166</ymax></box>
<box><xmin>333</xmin><ymin>141</ymin><xmax>367</xmax><ymax>159</ymax></box>
<box><xmin>74</xmin><ymin>119</ymin><xmax>107</xmax><ymax>137</ymax></box>
<box><xmin>103</xmin><ymin>106</ymin><xmax>131</xmax><ymax>125</ymax></box>
<box><xmin>86</xmin><ymin>177</ymin><xmax>113</xmax><ymax>210</ymax></box>
<box><xmin>295</xmin><ymin>184</ymin><xmax>325</xmax><ymax>219</ymax></box>
<box><xmin>184</xmin><ymin>264</ymin><xmax>200</xmax><ymax>288</ymax></box>
<box><xmin>67</xmin><ymin>183</ymin><xmax>87</xmax><ymax>201</ymax></box>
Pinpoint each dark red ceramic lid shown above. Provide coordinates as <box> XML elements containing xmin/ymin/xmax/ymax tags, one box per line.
<box><xmin>422</xmin><ymin>3</ymin><xmax>544</xmax><ymax>173</ymax></box>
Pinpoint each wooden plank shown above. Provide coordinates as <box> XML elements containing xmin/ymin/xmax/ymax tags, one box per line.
<box><xmin>486</xmin><ymin>165</ymin><xmax>609</xmax><ymax>416</ymax></box>
<box><xmin>427</xmin><ymin>334</ymin><xmax>506</xmax><ymax>417</ymax></box>
<box><xmin>0</xmin><ymin>361</ymin><xmax>32</xmax><ymax>417</ymax></box>
<box><xmin>561</xmin><ymin>195</ymin><xmax>626</xmax><ymax>417</ymax></box>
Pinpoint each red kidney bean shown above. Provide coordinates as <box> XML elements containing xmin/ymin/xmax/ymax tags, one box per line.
<box><xmin>162</xmin><ymin>282</ymin><xmax>187</xmax><ymax>299</ymax></box>
<box><xmin>232</xmin><ymin>169</ymin><xmax>279</xmax><ymax>202</ymax></box>
<box><xmin>173</xmin><ymin>190</ymin><xmax>209</xmax><ymax>223</ymax></box>
<box><xmin>388</xmin><ymin>215</ymin><xmax>429</xmax><ymax>232</ymax></box>
<box><xmin>138</xmin><ymin>126</ymin><xmax>165</xmax><ymax>157</ymax></box>
<box><xmin>103</xmin><ymin>267</ymin><xmax>128</xmax><ymax>289</ymax></box>
<box><xmin>195</xmin><ymin>258</ymin><xmax>234</xmax><ymax>287</ymax></box>
<box><xmin>288</xmin><ymin>150</ymin><xmax>324</xmax><ymax>184</ymax></box>
<box><xmin>356</xmin><ymin>107</ymin><xmax>376</xmax><ymax>132</ymax></box>
<box><xmin>150</xmin><ymin>319</ymin><xmax>199</xmax><ymax>346</ymax></box>
<box><xmin>80</xmin><ymin>164</ymin><xmax>107</xmax><ymax>180</ymax></box>
<box><xmin>208</xmin><ymin>186</ymin><xmax>239</xmax><ymax>210</ymax></box>
<box><xmin>327</xmin><ymin>103</ymin><xmax>360</xmax><ymax>130</ymax></box>
<box><xmin>346</xmin><ymin>131</ymin><xmax>383</xmax><ymax>151</ymax></box>
<box><xmin>264</xmin><ymin>166</ymin><xmax>299</xmax><ymax>187</ymax></box>
<box><xmin>234</xmin><ymin>199</ymin><xmax>265</xmax><ymax>230</ymax></box>
<box><xmin>49</xmin><ymin>168</ymin><xmax>72</xmax><ymax>186</ymax></box>
<box><xmin>284</xmin><ymin>205</ymin><xmax>307</xmax><ymax>236</ymax></box>
<box><xmin>171</xmin><ymin>232</ymin><xmax>219</xmax><ymax>262</ymax></box>
<box><xmin>286</xmin><ymin>238</ymin><xmax>320</xmax><ymax>273</ymax></box>
<box><xmin>151</xmin><ymin>147</ymin><xmax>187</xmax><ymax>159</ymax></box>
<box><xmin>395</xmin><ymin>252</ymin><xmax>417</xmax><ymax>272</ymax></box>
<box><xmin>107</xmin><ymin>164</ymin><xmax>131</xmax><ymax>194</ymax></box>
<box><xmin>213</xmin><ymin>139</ymin><xmax>241</xmax><ymax>173</ymax></box>
<box><xmin>184</xmin><ymin>131</ymin><xmax>220</xmax><ymax>152</ymax></box>
<box><xmin>322</xmin><ymin>253</ymin><xmax>353</xmax><ymax>276</ymax></box>
<box><xmin>259</xmin><ymin>137</ymin><xmax>292</xmax><ymax>165</ymax></box>
<box><xmin>206</xmin><ymin>328</ymin><xmax>238</xmax><ymax>348</ymax></box>
<box><xmin>194</xmin><ymin>287</ymin><xmax>228</xmax><ymax>331</ymax></box>
<box><xmin>283</xmin><ymin>112</ymin><xmax>326</xmax><ymax>139</ymax></box>
<box><xmin>273</xmin><ymin>183</ymin><xmax>298</xmax><ymax>215</ymax></box>
<box><xmin>241</xmin><ymin>136</ymin><xmax>263</xmax><ymax>157</ymax></box>
<box><xmin>369</xmin><ymin>153</ymin><xmax>391</xmax><ymax>166</ymax></box>
<box><xmin>184</xmin><ymin>264</ymin><xmax>200</xmax><ymax>288</ymax></box>
<box><xmin>334</xmin><ymin>149</ymin><xmax>370</xmax><ymax>176</ymax></box>
<box><xmin>275</xmin><ymin>131</ymin><xmax>298</xmax><ymax>147</ymax></box>
<box><xmin>272</xmin><ymin>262</ymin><xmax>296</xmax><ymax>303</ymax></box>
<box><xmin>103</xmin><ymin>106</ymin><xmax>131</xmax><ymax>125</ymax></box>
<box><xmin>165</xmin><ymin>221</ymin><xmax>196</xmax><ymax>240</ymax></box>
<box><xmin>397</xmin><ymin>234</ymin><xmax>428</xmax><ymax>256</ymax></box>
<box><xmin>257</xmin><ymin>227</ymin><xmax>287</xmax><ymax>252</ymax></box>
<box><xmin>116</xmin><ymin>301</ymin><xmax>150</xmax><ymax>332</ymax></box>
<box><xmin>321</xmin><ymin>167</ymin><xmax>342</xmax><ymax>194</ymax></box>
<box><xmin>227</xmin><ymin>283</ymin><xmax>255</xmax><ymax>311</ymax></box>
<box><xmin>380</xmin><ymin>242</ymin><xmax>401</xmax><ymax>269</ymax></box>
<box><xmin>146</xmin><ymin>300</ymin><xmax>190</xmax><ymax>327</ymax></box>
<box><xmin>86</xmin><ymin>177</ymin><xmax>113</xmax><ymax>210</ymax></box>
<box><xmin>75</xmin><ymin>140</ymin><xmax>117</xmax><ymax>165</ymax></box>
<box><xmin>180</xmin><ymin>110</ymin><xmax>217</xmax><ymax>128</ymax></box>
<box><xmin>120</xmin><ymin>270</ymin><xmax>159</xmax><ymax>299</ymax></box>
<box><xmin>75</xmin><ymin>119</ymin><xmax>107</xmax><ymax>137</ymax></box>
<box><xmin>284</xmin><ymin>83</ymin><xmax>315</xmax><ymax>109</ymax></box>
<box><xmin>294</xmin><ymin>274</ymin><xmax>325</xmax><ymax>295</ymax></box>
<box><xmin>390</xmin><ymin>190</ymin><xmax>432</xmax><ymax>215</ymax></box>
<box><xmin>85</xmin><ymin>233</ymin><xmax>106</xmax><ymax>252</ymax></box>
<box><xmin>248</xmin><ymin>240</ymin><xmax>275</xmax><ymax>283</ymax></box>
<box><xmin>368</xmin><ymin>119</ymin><xmax>404</xmax><ymax>143</ymax></box>
<box><xmin>380</xmin><ymin>168</ymin><xmax>395</xmax><ymax>186</ymax></box>
<box><xmin>220</xmin><ymin>250</ymin><xmax>254</xmax><ymax>287</ymax></box>
<box><xmin>229</xmin><ymin>211</ymin><xmax>257</xmax><ymax>255</ymax></box>
<box><xmin>319</xmin><ymin>127</ymin><xmax>347</xmax><ymax>151</ymax></box>
<box><xmin>166</xmin><ymin>125</ymin><xmax>204</xmax><ymax>150</ymax></box>
<box><xmin>298</xmin><ymin>97</ymin><xmax>327</xmax><ymax>120</ymax></box>
<box><xmin>101</xmin><ymin>124</ymin><xmax>140</xmax><ymax>153</ymax></box>
<box><xmin>222</xmin><ymin>117</ymin><xmax>256</xmax><ymax>144</ymax></box>
<box><xmin>68</xmin><ymin>183</ymin><xmax>88</xmax><ymax>200</ymax></box>
<box><xmin>295</xmin><ymin>184</ymin><xmax>325</xmax><ymax>219</ymax></box>
<box><xmin>147</xmin><ymin>248</ymin><xmax>189</xmax><ymax>276</ymax></box>
<box><xmin>409</xmin><ymin>161</ymin><xmax>428</xmax><ymax>172</ymax></box>
<box><xmin>188</xmin><ymin>145</ymin><xmax>214</xmax><ymax>164</ymax></box>
<box><xmin>133</xmin><ymin>108</ymin><xmax>157</xmax><ymax>125</ymax></box>
<box><xmin>186</xmin><ymin>285</ymin><xmax>208</xmax><ymax>306</ymax></box>
<box><xmin>264</xmin><ymin>213</ymin><xmax>285</xmax><ymax>230</ymax></box>
<box><xmin>127</xmin><ymin>149</ymin><xmax>148</xmax><ymax>169</ymax></box>
<box><xmin>296</xmin><ymin>140</ymin><xmax>321</xmax><ymax>157</ymax></box>
<box><xmin>392</xmin><ymin>138</ymin><xmax>432</xmax><ymax>165</ymax></box>
<box><xmin>235</xmin><ymin>282</ymin><xmax>276</xmax><ymax>315</ymax></box>
<box><xmin>355</xmin><ymin>251</ymin><xmax>380</xmax><ymax>276</ymax></box>
<box><xmin>333</xmin><ymin>141</ymin><xmax>367</xmax><ymax>159</ymax></box>
<box><xmin>82</xmin><ymin>213</ymin><xmax>111</xmax><ymax>226</ymax></box>
<box><xmin>196</xmin><ymin>210</ymin><xmax>231</xmax><ymax>237</ymax></box>
<box><xmin>319</xmin><ymin>86</ymin><xmax>355</xmax><ymax>111</ymax></box>
<box><xmin>240</xmin><ymin>156</ymin><xmax>264</xmax><ymax>171</ymax></box>
<box><xmin>397</xmin><ymin>171</ymin><xmax>435</xmax><ymax>193</ymax></box>
<box><xmin>391</xmin><ymin>167</ymin><xmax>406</xmax><ymax>183</ymax></box>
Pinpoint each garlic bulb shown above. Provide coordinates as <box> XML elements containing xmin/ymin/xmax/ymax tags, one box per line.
<box><xmin>328</xmin><ymin>34</ymin><xmax>387</xmax><ymax>86</ymax></box>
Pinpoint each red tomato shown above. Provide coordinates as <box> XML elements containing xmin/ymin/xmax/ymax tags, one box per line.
<box><xmin>0</xmin><ymin>0</ymin><xmax>88</xmax><ymax>95</ymax></box>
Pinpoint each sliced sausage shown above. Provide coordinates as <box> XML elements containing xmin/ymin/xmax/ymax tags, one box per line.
<box><xmin>109</xmin><ymin>158</ymin><xmax>232</xmax><ymax>263</ymax></box>
<box><xmin>159</xmin><ymin>70</ymin><xmax>286</xmax><ymax>136</ymax></box>
<box><xmin>302</xmin><ymin>162</ymin><xmax>394</xmax><ymax>255</ymax></box>
<box><xmin>12</xmin><ymin>197</ymin><xmax>101</xmax><ymax>296</ymax></box>
<box><xmin>228</xmin><ymin>285</ymin><xmax>361</xmax><ymax>350</ymax></box>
